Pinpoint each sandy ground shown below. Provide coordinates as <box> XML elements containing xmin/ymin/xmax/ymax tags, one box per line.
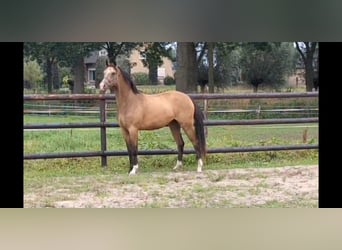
<box><xmin>24</xmin><ymin>165</ymin><xmax>318</xmax><ymax>208</ymax></box>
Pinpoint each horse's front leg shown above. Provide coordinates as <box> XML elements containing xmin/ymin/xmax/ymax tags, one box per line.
<box><xmin>122</xmin><ymin>127</ymin><xmax>139</xmax><ymax>175</ymax></box>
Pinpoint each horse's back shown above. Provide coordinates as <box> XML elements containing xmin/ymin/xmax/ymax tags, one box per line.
<box><xmin>137</xmin><ymin>90</ymin><xmax>195</xmax><ymax>128</ymax></box>
<box><xmin>145</xmin><ymin>90</ymin><xmax>194</xmax><ymax>110</ymax></box>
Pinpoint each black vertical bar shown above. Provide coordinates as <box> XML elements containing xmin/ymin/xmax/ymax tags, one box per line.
<box><xmin>203</xmin><ymin>85</ymin><xmax>208</xmax><ymax>137</ymax></box>
<box><xmin>2</xmin><ymin>42</ymin><xmax>23</xmax><ymax>208</ymax></box>
<box><xmin>99</xmin><ymin>98</ymin><xmax>107</xmax><ymax>168</ymax></box>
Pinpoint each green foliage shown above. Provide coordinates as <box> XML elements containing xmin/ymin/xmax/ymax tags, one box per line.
<box><xmin>214</xmin><ymin>47</ymin><xmax>241</xmax><ymax>87</ymax></box>
<box><xmin>139</xmin><ymin>42</ymin><xmax>174</xmax><ymax>68</ymax></box>
<box><xmin>84</xmin><ymin>86</ymin><xmax>96</xmax><ymax>94</ymax></box>
<box><xmin>62</xmin><ymin>75</ymin><xmax>71</xmax><ymax>88</ymax></box>
<box><xmin>24</xmin><ymin>42</ymin><xmax>103</xmax><ymax>93</ymax></box>
<box><xmin>24</xmin><ymin>59</ymin><xmax>44</xmax><ymax>90</ymax></box>
<box><xmin>139</xmin><ymin>131</ymin><xmax>172</xmax><ymax>150</ymax></box>
<box><xmin>132</xmin><ymin>72</ymin><xmax>150</xmax><ymax>85</ymax></box>
<box><xmin>104</xmin><ymin>42</ymin><xmax>139</xmax><ymax>64</ymax></box>
<box><xmin>240</xmin><ymin>42</ymin><xmax>297</xmax><ymax>92</ymax></box>
<box><xmin>60</xmin><ymin>67</ymin><xmax>72</xmax><ymax>87</ymax></box>
<box><xmin>163</xmin><ymin>76</ymin><xmax>175</xmax><ymax>85</ymax></box>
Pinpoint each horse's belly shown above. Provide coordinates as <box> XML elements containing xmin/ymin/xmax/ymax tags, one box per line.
<box><xmin>140</xmin><ymin>111</ymin><xmax>174</xmax><ymax>130</ymax></box>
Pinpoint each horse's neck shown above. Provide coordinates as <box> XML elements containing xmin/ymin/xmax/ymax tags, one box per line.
<box><xmin>115</xmin><ymin>84</ymin><xmax>138</xmax><ymax>111</ymax></box>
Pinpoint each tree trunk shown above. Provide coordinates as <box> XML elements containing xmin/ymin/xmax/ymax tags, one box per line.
<box><xmin>46</xmin><ymin>58</ymin><xmax>53</xmax><ymax>93</ymax></box>
<box><xmin>208</xmin><ymin>42</ymin><xmax>214</xmax><ymax>93</ymax></box>
<box><xmin>106</xmin><ymin>43</ymin><xmax>116</xmax><ymax>65</ymax></box>
<box><xmin>253</xmin><ymin>84</ymin><xmax>258</xmax><ymax>93</ymax></box>
<box><xmin>149</xmin><ymin>63</ymin><xmax>159</xmax><ymax>84</ymax></box>
<box><xmin>295</xmin><ymin>42</ymin><xmax>317</xmax><ymax>92</ymax></box>
<box><xmin>72</xmin><ymin>57</ymin><xmax>85</xmax><ymax>94</ymax></box>
<box><xmin>175</xmin><ymin>42</ymin><xmax>197</xmax><ymax>93</ymax></box>
<box><xmin>305</xmin><ymin>60</ymin><xmax>314</xmax><ymax>91</ymax></box>
<box><xmin>52</xmin><ymin>61</ymin><xmax>60</xmax><ymax>90</ymax></box>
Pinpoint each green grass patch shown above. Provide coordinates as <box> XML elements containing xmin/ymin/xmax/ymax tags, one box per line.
<box><xmin>24</xmin><ymin>122</ymin><xmax>318</xmax><ymax>179</ymax></box>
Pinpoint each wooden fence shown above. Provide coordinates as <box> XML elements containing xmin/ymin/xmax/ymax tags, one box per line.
<box><xmin>24</xmin><ymin>92</ymin><xmax>319</xmax><ymax>167</ymax></box>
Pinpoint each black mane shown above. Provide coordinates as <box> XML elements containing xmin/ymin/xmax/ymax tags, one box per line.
<box><xmin>118</xmin><ymin>66</ymin><xmax>140</xmax><ymax>94</ymax></box>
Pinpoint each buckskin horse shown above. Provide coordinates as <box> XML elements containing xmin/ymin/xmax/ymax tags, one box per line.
<box><xmin>99</xmin><ymin>62</ymin><xmax>206</xmax><ymax>175</ymax></box>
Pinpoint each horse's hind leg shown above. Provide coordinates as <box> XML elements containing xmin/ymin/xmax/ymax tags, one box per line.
<box><xmin>169</xmin><ymin>120</ymin><xmax>184</xmax><ymax>170</ymax></box>
<box><xmin>182</xmin><ymin>124</ymin><xmax>203</xmax><ymax>173</ymax></box>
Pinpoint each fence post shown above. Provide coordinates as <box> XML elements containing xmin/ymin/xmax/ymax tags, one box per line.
<box><xmin>256</xmin><ymin>105</ymin><xmax>261</xmax><ymax>119</ymax></box>
<box><xmin>204</xmin><ymin>85</ymin><xmax>209</xmax><ymax>137</ymax></box>
<box><xmin>99</xmin><ymin>98</ymin><xmax>107</xmax><ymax>168</ymax></box>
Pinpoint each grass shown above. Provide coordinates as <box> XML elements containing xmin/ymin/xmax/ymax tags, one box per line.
<box><xmin>24</xmin><ymin>115</ymin><xmax>318</xmax><ymax>149</ymax></box>
<box><xmin>24</xmin><ymin>121</ymin><xmax>318</xmax><ymax>179</ymax></box>
<box><xmin>25</xmin><ymin>112</ymin><xmax>318</xmax><ymax>149</ymax></box>
<box><xmin>24</xmin><ymin>99</ymin><xmax>318</xmax><ymax>171</ymax></box>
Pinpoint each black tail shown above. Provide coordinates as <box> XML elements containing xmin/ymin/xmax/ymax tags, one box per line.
<box><xmin>193</xmin><ymin>101</ymin><xmax>207</xmax><ymax>160</ymax></box>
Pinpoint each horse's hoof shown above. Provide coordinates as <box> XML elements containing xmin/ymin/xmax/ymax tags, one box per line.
<box><xmin>129</xmin><ymin>165</ymin><xmax>139</xmax><ymax>175</ymax></box>
<box><xmin>173</xmin><ymin>160</ymin><xmax>183</xmax><ymax>170</ymax></box>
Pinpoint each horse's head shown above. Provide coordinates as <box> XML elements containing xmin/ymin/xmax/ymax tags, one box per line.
<box><xmin>99</xmin><ymin>62</ymin><xmax>118</xmax><ymax>94</ymax></box>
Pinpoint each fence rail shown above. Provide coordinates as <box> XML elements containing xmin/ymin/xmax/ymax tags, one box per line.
<box><xmin>24</xmin><ymin>92</ymin><xmax>319</xmax><ymax>167</ymax></box>
<box><xmin>24</xmin><ymin>145</ymin><xmax>318</xmax><ymax>160</ymax></box>
<box><xmin>23</xmin><ymin>92</ymin><xmax>318</xmax><ymax>101</ymax></box>
<box><xmin>24</xmin><ymin>118</ymin><xmax>318</xmax><ymax>130</ymax></box>
<box><xmin>23</xmin><ymin>107</ymin><xmax>318</xmax><ymax>116</ymax></box>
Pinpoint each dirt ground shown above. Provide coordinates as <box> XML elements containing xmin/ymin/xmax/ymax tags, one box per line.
<box><xmin>24</xmin><ymin>165</ymin><xmax>318</xmax><ymax>208</ymax></box>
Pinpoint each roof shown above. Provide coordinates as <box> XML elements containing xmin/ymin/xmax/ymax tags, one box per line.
<box><xmin>84</xmin><ymin>51</ymin><xmax>99</xmax><ymax>64</ymax></box>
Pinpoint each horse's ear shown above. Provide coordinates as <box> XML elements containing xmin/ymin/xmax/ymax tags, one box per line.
<box><xmin>111</xmin><ymin>60</ymin><xmax>117</xmax><ymax>67</ymax></box>
<box><xmin>106</xmin><ymin>59</ymin><xmax>117</xmax><ymax>68</ymax></box>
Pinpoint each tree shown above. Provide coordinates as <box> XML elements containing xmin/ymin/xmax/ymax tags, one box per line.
<box><xmin>59</xmin><ymin>43</ymin><xmax>102</xmax><ymax>94</ymax></box>
<box><xmin>177</xmin><ymin>42</ymin><xmax>239</xmax><ymax>93</ymax></box>
<box><xmin>101</xmin><ymin>42</ymin><xmax>138</xmax><ymax>67</ymax></box>
<box><xmin>295</xmin><ymin>42</ymin><xmax>318</xmax><ymax>91</ymax></box>
<box><xmin>240</xmin><ymin>42</ymin><xmax>296</xmax><ymax>92</ymax></box>
<box><xmin>207</xmin><ymin>42</ymin><xmax>214</xmax><ymax>93</ymax></box>
<box><xmin>138</xmin><ymin>42</ymin><xmax>173</xmax><ymax>84</ymax></box>
<box><xmin>215</xmin><ymin>43</ymin><xmax>242</xmax><ymax>88</ymax></box>
<box><xmin>52</xmin><ymin>61</ymin><xmax>60</xmax><ymax>90</ymax></box>
<box><xmin>24</xmin><ymin>59</ymin><xmax>43</xmax><ymax>92</ymax></box>
<box><xmin>197</xmin><ymin>43</ymin><xmax>247</xmax><ymax>92</ymax></box>
<box><xmin>24</xmin><ymin>42</ymin><xmax>101</xmax><ymax>93</ymax></box>
<box><xmin>175</xmin><ymin>42</ymin><xmax>212</xmax><ymax>93</ymax></box>
<box><xmin>24</xmin><ymin>42</ymin><xmax>63</xmax><ymax>93</ymax></box>
<box><xmin>175</xmin><ymin>42</ymin><xmax>198</xmax><ymax>93</ymax></box>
